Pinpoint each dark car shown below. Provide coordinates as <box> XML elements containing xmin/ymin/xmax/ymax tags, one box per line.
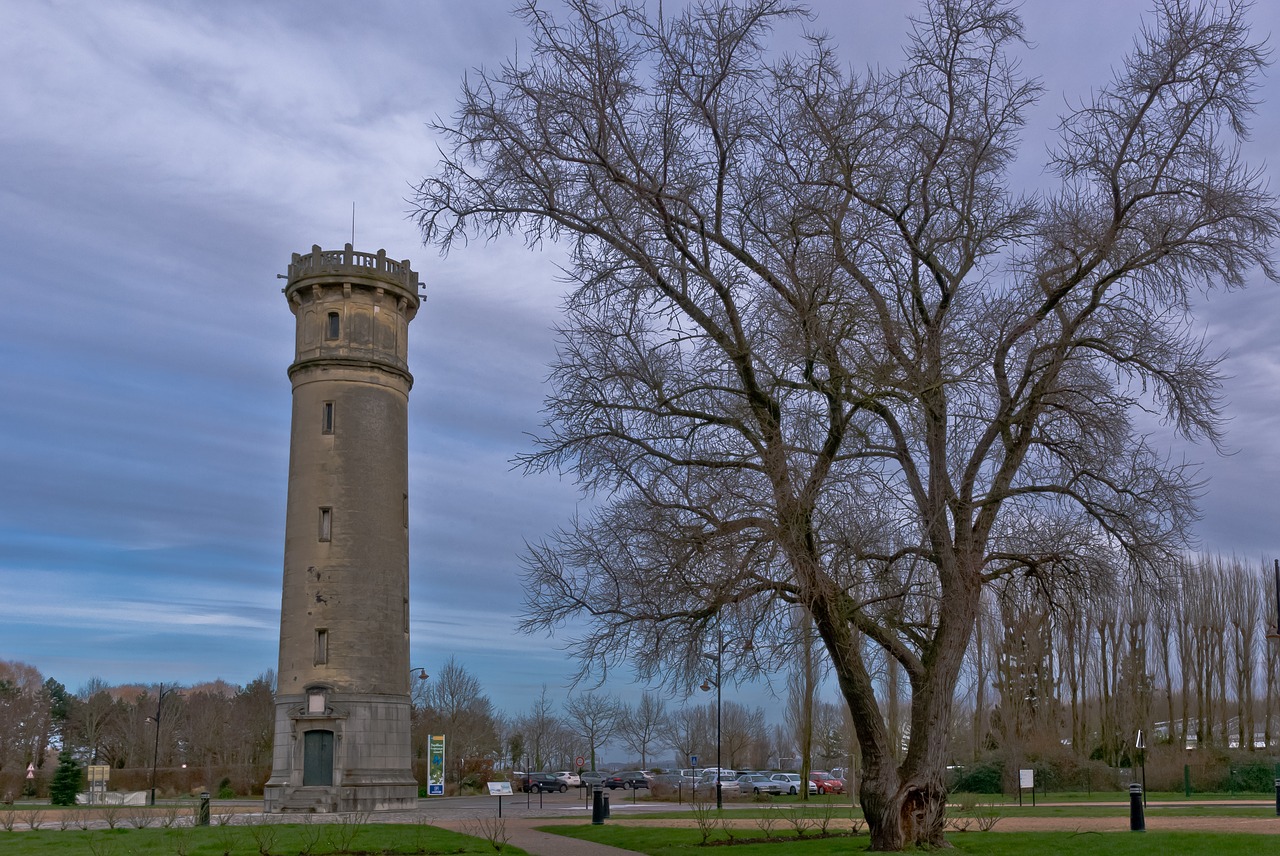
<box><xmin>519</xmin><ymin>771</ymin><xmax>567</xmax><ymax>792</ymax></box>
<box><xmin>603</xmin><ymin>770</ymin><xmax>652</xmax><ymax>789</ymax></box>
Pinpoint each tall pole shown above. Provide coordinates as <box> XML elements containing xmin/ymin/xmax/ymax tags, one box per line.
<box><xmin>700</xmin><ymin>631</ymin><xmax>725</xmax><ymax>811</ymax></box>
<box><xmin>149</xmin><ymin>684</ymin><xmax>167</xmax><ymax>806</ymax></box>
<box><xmin>715</xmin><ymin>629</ymin><xmax>723</xmax><ymax>811</ymax></box>
<box><xmin>1273</xmin><ymin>559</ymin><xmax>1279</xmax><ymax>634</ymax></box>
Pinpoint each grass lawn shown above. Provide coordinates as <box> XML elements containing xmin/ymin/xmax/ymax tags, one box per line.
<box><xmin>552</xmin><ymin>824</ymin><xmax>1280</xmax><ymax>855</ymax></box>
<box><xmin>975</xmin><ymin>803</ymin><xmax>1277</xmax><ymax>818</ymax></box>
<box><xmin>636</xmin><ymin>794</ymin><xmax>1279</xmax><ymax>820</ymax></box>
<box><xmin>0</xmin><ymin>822</ymin><xmax>525</xmax><ymax>855</ymax></box>
<box><xmin>950</xmin><ymin>790</ymin><xmax>1278</xmax><ymax>804</ymax></box>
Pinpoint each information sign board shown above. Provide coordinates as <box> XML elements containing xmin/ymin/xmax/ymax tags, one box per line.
<box><xmin>428</xmin><ymin>735</ymin><xmax>446</xmax><ymax>796</ymax></box>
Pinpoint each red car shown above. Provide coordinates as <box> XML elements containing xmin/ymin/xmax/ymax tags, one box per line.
<box><xmin>808</xmin><ymin>770</ymin><xmax>844</xmax><ymax>794</ymax></box>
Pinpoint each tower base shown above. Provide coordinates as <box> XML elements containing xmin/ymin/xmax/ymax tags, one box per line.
<box><xmin>264</xmin><ymin>691</ymin><xmax>417</xmax><ymax>813</ymax></box>
<box><xmin>264</xmin><ymin>780</ymin><xmax>418</xmax><ymax>813</ymax></box>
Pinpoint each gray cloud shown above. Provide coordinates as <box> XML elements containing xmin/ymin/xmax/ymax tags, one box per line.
<box><xmin>2</xmin><ymin>0</ymin><xmax>1278</xmax><ymax>719</ymax></box>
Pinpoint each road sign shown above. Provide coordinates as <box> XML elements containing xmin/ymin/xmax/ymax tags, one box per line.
<box><xmin>690</xmin><ymin>755</ymin><xmax>698</xmax><ymax>766</ymax></box>
<box><xmin>575</xmin><ymin>756</ymin><xmax>585</xmax><ymax>767</ymax></box>
<box><xmin>26</xmin><ymin>763</ymin><xmax>35</xmax><ymax>779</ymax></box>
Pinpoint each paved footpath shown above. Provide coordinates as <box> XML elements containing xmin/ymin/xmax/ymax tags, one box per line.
<box><xmin>433</xmin><ymin>817</ymin><xmax>642</xmax><ymax>856</ymax></box>
<box><xmin>367</xmin><ymin>792</ymin><xmax>662</xmax><ymax>855</ymax></box>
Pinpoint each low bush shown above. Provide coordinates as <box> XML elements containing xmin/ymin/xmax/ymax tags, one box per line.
<box><xmin>950</xmin><ymin>762</ymin><xmax>1002</xmax><ymax>794</ymax></box>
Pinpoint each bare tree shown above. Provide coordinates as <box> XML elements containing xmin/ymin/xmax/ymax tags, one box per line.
<box><xmin>512</xmin><ymin>685</ymin><xmax>563</xmax><ymax>771</ymax></box>
<box><xmin>811</xmin><ymin>699</ymin><xmax>850</xmax><ymax>770</ymax></box>
<box><xmin>1265</xmin><ymin>566</ymin><xmax>1280</xmax><ymax>747</ymax></box>
<box><xmin>1224</xmin><ymin>557</ymin><xmax>1260</xmax><ymax>748</ymax></box>
<box><xmin>416</xmin><ymin>657</ymin><xmax>501</xmax><ymax>783</ymax></box>
<box><xmin>67</xmin><ymin>683</ymin><xmax>122</xmax><ymax>764</ymax></box>
<box><xmin>616</xmin><ymin>691</ymin><xmax>666</xmax><ymax>768</ymax></box>
<box><xmin>564</xmin><ymin>691</ymin><xmax>621</xmax><ymax>771</ymax></box>
<box><xmin>719</xmin><ymin>701</ymin><xmax>767</xmax><ymax>769</ymax></box>
<box><xmin>783</xmin><ymin>612</ymin><xmax>821</xmax><ymax>798</ymax></box>
<box><xmin>417</xmin><ymin>0</ymin><xmax>1278</xmax><ymax>847</ymax></box>
<box><xmin>0</xmin><ymin>661</ymin><xmax>54</xmax><ymax>796</ymax></box>
<box><xmin>664</xmin><ymin>703</ymin><xmax>714</xmax><ymax>768</ymax></box>
<box><xmin>1175</xmin><ymin>559</ymin><xmax>1198</xmax><ymax>747</ymax></box>
<box><xmin>1151</xmin><ymin>591</ymin><xmax>1178</xmax><ymax>746</ymax></box>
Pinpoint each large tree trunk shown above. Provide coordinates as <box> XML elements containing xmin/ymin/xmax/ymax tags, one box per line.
<box><xmin>817</xmin><ymin>558</ymin><xmax>979</xmax><ymax>850</ymax></box>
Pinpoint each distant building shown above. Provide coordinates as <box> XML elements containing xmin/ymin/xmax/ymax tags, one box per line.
<box><xmin>263</xmin><ymin>244</ymin><xmax>422</xmax><ymax>812</ymax></box>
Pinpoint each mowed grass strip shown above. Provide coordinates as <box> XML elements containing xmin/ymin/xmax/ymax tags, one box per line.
<box><xmin>0</xmin><ymin>822</ymin><xmax>525</xmax><ymax>856</ymax></box>
<box><xmin>972</xmin><ymin>803</ymin><xmax>1278</xmax><ymax>818</ymax></box>
<box><xmin>550</xmin><ymin>824</ymin><xmax>1280</xmax><ymax>855</ymax></box>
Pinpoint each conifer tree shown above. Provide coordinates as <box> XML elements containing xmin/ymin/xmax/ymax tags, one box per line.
<box><xmin>48</xmin><ymin>748</ymin><xmax>82</xmax><ymax>806</ymax></box>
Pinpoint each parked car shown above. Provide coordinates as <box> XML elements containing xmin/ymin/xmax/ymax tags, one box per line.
<box><xmin>736</xmin><ymin>772</ymin><xmax>783</xmax><ymax>795</ymax></box>
<box><xmin>808</xmin><ymin>770</ymin><xmax>844</xmax><ymax>794</ymax></box>
<box><xmin>769</xmin><ymin>772</ymin><xmax>817</xmax><ymax>795</ymax></box>
<box><xmin>553</xmin><ymin>771</ymin><xmax>581</xmax><ymax>788</ymax></box>
<box><xmin>519</xmin><ymin>772</ymin><xmax>567</xmax><ymax>793</ymax></box>
<box><xmin>604</xmin><ymin>770</ymin><xmax>652</xmax><ymax>789</ymax></box>
<box><xmin>694</xmin><ymin>769</ymin><xmax>740</xmax><ymax>796</ymax></box>
<box><xmin>579</xmin><ymin>770</ymin><xmax>609</xmax><ymax>788</ymax></box>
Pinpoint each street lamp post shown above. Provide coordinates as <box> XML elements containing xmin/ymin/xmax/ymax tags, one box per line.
<box><xmin>700</xmin><ymin>630</ymin><xmax>723</xmax><ymax>810</ymax></box>
<box><xmin>146</xmin><ymin>684</ymin><xmax>176</xmax><ymax>806</ymax></box>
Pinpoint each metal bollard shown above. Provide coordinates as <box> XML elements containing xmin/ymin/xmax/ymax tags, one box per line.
<box><xmin>1129</xmin><ymin>783</ymin><xmax>1144</xmax><ymax>831</ymax></box>
<box><xmin>591</xmin><ymin>786</ymin><xmax>604</xmax><ymax>825</ymax></box>
<box><xmin>1274</xmin><ymin>778</ymin><xmax>1280</xmax><ymax>817</ymax></box>
<box><xmin>198</xmin><ymin>791</ymin><xmax>210</xmax><ymax>826</ymax></box>
<box><xmin>603</xmin><ymin>791</ymin><xmax>611</xmax><ymax>818</ymax></box>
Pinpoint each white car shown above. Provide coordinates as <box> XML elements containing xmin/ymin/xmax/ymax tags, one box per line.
<box><xmin>554</xmin><ymin>771</ymin><xmax>581</xmax><ymax>788</ymax></box>
<box><xmin>769</xmin><ymin>772</ymin><xmax>817</xmax><ymax>795</ymax></box>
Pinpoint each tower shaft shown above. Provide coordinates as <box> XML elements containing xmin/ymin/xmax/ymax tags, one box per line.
<box><xmin>265</xmin><ymin>244</ymin><xmax>421</xmax><ymax>813</ymax></box>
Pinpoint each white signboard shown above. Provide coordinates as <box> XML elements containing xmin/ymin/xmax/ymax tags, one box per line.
<box><xmin>487</xmin><ymin>781</ymin><xmax>513</xmax><ymax>796</ymax></box>
<box><xmin>1019</xmin><ymin>769</ymin><xmax>1034</xmax><ymax>789</ymax></box>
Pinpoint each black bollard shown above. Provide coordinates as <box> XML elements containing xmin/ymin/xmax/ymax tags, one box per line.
<box><xmin>1129</xmin><ymin>783</ymin><xmax>1145</xmax><ymax>832</ymax></box>
<box><xmin>603</xmin><ymin>791</ymin><xmax>611</xmax><ymax>818</ymax></box>
<box><xmin>1274</xmin><ymin>778</ymin><xmax>1280</xmax><ymax>817</ymax></box>
<box><xmin>591</xmin><ymin>786</ymin><xmax>604</xmax><ymax>825</ymax></box>
<box><xmin>198</xmin><ymin>792</ymin><xmax>210</xmax><ymax>826</ymax></box>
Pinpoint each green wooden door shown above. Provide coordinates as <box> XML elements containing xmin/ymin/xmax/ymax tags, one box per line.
<box><xmin>303</xmin><ymin>730</ymin><xmax>334</xmax><ymax>786</ymax></box>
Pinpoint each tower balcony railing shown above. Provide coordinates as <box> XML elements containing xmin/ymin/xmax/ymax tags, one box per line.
<box><xmin>288</xmin><ymin>243</ymin><xmax>419</xmax><ymax>291</ymax></box>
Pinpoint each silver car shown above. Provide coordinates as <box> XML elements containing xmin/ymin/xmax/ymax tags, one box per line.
<box><xmin>769</xmin><ymin>772</ymin><xmax>817</xmax><ymax>795</ymax></box>
<box><xmin>736</xmin><ymin>772</ymin><xmax>783</xmax><ymax>795</ymax></box>
<box><xmin>694</xmin><ymin>769</ymin><xmax>741</xmax><ymax>796</ymax></box>
<box><xmin>579</xmin><ymin>770</ymin><xmax>608</xmax><ymax>788</ymax></box>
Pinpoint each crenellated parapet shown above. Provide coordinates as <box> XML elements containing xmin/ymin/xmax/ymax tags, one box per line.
<box><xmin>286</xmin><ymin>243</ymin><xmax>420</xmax><ymax>296</ymax></box>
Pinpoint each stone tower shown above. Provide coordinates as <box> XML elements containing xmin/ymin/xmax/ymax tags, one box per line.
<box><xmin>264</xmin><ymin>244</ymin><xmax>421</xmax><ymax>813</ymax></box>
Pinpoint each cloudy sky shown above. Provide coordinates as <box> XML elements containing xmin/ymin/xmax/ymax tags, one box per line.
<box><xmin>3</xmin><ymin>0</ymin><xmax>1279</xmax><ymax>719</ymax></box>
